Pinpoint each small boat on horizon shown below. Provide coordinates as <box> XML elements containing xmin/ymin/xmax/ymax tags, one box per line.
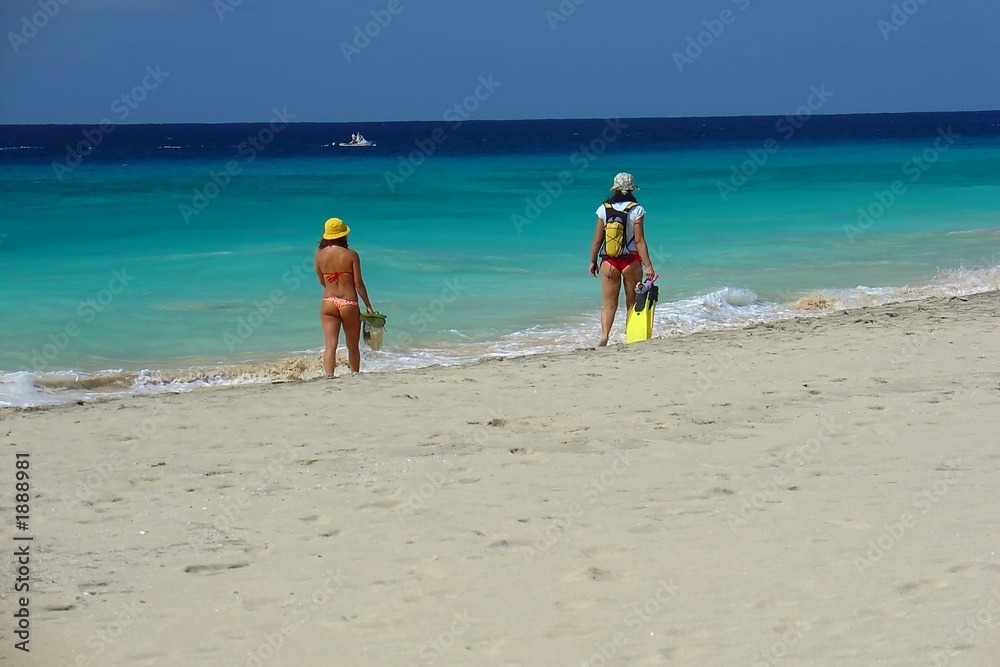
<box><xmin>338</xmin><ymin>132</ymin><xmax>376</xmax><ymax>147</ymax></box>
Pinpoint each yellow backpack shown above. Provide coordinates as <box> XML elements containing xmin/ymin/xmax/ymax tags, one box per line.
<box><xmin>602</xmin><ymin>202</ymin><xmax>637</xmax><ymax>257</ymax></box>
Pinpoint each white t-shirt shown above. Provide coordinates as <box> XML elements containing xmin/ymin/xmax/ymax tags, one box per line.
<box><xmin>596</xmin><ymin>201</ymin><xmax>646</xmax><ymax>254</ymax></box>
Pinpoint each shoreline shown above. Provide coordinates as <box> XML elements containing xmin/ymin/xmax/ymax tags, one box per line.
<box><xmin>5</xmin><ymin>271</ymin><xmax>1000</xmax><ymax>409</ymax></box>
<box><xmin>3</xmin><ymin>290</ymin><xmax>1000</xmax><ymax>664</ymax></box>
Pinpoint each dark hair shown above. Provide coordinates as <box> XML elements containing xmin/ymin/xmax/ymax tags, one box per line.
<box><xmin>318</xmin><ymin>237</ymin><xmax>348</xmax><ymax>250</ymax></box>
<box><xmin>605</xmin><ymin>190</ymin><xmax>638</xmax><ymax>205</ymax></box>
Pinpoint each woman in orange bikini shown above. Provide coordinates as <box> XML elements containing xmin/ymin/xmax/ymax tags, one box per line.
<box><xmin>588</xmin><ymin>173</ymin><xmax>656</xmax><ymax>346</ymax></box>
<box><xmin>314</xmin><ymin>218</ymin><xmax>374</xmax><ymax>376</ymax></box>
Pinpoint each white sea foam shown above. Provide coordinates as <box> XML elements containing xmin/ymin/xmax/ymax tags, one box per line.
<box><xmin>0</xmin><ymin>369</ymin><xmax>177</xmax><ymax>408</ymax></box>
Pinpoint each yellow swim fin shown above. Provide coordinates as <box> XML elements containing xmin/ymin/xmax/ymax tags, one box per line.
<box><xmin>625</xmin><ymin>280</ymin><xmax>658</xmax><ymax>344</ymax></box>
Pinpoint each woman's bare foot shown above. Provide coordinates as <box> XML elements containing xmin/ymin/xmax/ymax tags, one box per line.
<box><xmin>598</xmin><ymin>334</ymin><xmax>609</xmax><ymax>347</ymax></box>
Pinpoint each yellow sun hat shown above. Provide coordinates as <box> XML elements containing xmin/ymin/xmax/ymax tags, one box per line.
<box><xmin>322</xmin><ymin>218</ymin><xmax>350</xmax><ymax>239</ymax></box>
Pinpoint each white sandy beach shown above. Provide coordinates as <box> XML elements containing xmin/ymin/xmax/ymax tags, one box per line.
<box><xmin>2</xmin><ymin>292</ymin><xmax>999</xmax><ymax>666</ymax></box>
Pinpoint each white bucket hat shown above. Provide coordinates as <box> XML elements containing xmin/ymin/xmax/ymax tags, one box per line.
<box><xmin>611</xmin><ymin>172</ymin><xmax>639</xmax><ymax>192</ymax></box>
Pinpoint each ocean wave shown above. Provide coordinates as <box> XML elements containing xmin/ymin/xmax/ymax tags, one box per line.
<box><xmin>0</xmin><ymin>370</ymin><xmax>139</xmax><ymax>407</ymax></box>
<box><xmin>0</xmin><ymin>358</ymin><xmax>327</xmax><ymax>409</ymax></box>
<box><xmin>2</xmin><ymin>264</ymin><xmax>998</xmax><ymax>409</ymax></box>
<box><xmin>786</xmin><ymin>263</ymin><xmax>1000</xmax><ymax>313</ymax></box>
<box><xmin>33</xmin><ymin>370</ymin><xmax>134</xmax><ymax>391</ymax></box>
<box><xmin>134</xmin><ymin>250</ymin><xmax>234</xmax><ymax>262</ymax></box>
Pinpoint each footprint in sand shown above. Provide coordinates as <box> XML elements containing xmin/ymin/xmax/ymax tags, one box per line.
<box><xmin>553</xmin><ymin>598</ymin><xmax>597</xmax><ymax>611</ymax></box>
<box><xmin>356</xmin><ymin>487</ymin><xmax>406</xmax><ymax>510</ymax></box>
<box><xmin>660</xmin><ymin>646</ymin><xmax>710</xmax><ymax>660</ymax></box>
<box><xmin>79</xmin><ymin>582</ymin><xmax>110</xmax><ymax>595</ymax></box>
<box><xmin>948</xmin><ymin>562</ymin><xmax>1000</xmax><ymax>577</ymax></box>
<box><xmin>545</xmin><ymin>623</ymin><xmax>592</xmax><ymax>640</ymax></box>
<box><xmin>826</xmin><ymin>518</ymin><xmax>873</xmax><ymax>531</ymax></box>
<box><xmin>184</xmin><ymin>562</ymin><xmax>250</xmax><ymax>575</ymax></box>
<box><xmin>580</xmin><ymin>544</ymin><xmax>627</xmax><ymax>560</ymax></box>
<box><xmin>566</xmin><ymin>566</ymin><xmax>622</xmax><ymax>583</ymax></box>
<box><xmin>357</xmin><ymin>498</ymin><xmax>403</xmax><ymax>510</ymax></box>
<box><xmin>898</xmin><ymin>578</ymin><xmax>950</xmax><ymax>597</ymax></box>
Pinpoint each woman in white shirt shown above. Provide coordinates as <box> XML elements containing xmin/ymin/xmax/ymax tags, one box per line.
<box><xmin>588</xmin><ymin>173</ymin><xmax>656</xmax><ymax>346</ymax></box>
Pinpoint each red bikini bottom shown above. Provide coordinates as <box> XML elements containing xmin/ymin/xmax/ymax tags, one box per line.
<box><xmin>602</xmin><ymin>253</ymin><xmax>640</xmax><ymax>273</ymax></box>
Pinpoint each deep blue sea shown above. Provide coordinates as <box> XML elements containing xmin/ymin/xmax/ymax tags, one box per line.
<box><xmin>2</xmin><ymin>112</ymin><xmax>999</xmax><ymax>406</ymax></box>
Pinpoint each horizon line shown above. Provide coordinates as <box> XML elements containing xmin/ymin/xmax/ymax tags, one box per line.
<box><xmin>2</xmin><ymin>108</ymin><xmax>999</xmax><ymax>128</ymax></box>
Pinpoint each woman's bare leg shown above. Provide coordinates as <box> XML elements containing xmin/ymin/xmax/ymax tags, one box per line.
<box><xmin>340</xmin><ymin>305</ymin><xmax>363</xmax><ymax>372</ymax></box>
<box><xmin>599</xmin><ymin>261</ymin><xmax>623</xmax><ymax>346</ymax></box>
<box><xmin>622</xmin><ymin>260</ymin><xmax>643</xmax><ymax>313</ymax></box>
<box><xmin>320</xmin><ymin>305</ymin><xmax>342</xmax><ymax>377</ymax></box>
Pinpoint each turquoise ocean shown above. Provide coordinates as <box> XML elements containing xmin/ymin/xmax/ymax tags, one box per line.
<box><xmin>1</xmin><ymin>113</ymin><xmax>999</xmax><ymax>406</ymax></box>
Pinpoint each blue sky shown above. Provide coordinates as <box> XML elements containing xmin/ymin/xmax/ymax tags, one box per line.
<box><xmin>2</xmin><ymin>0</ymin><xmax>998</xmax><ymax>124</ymax></box>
